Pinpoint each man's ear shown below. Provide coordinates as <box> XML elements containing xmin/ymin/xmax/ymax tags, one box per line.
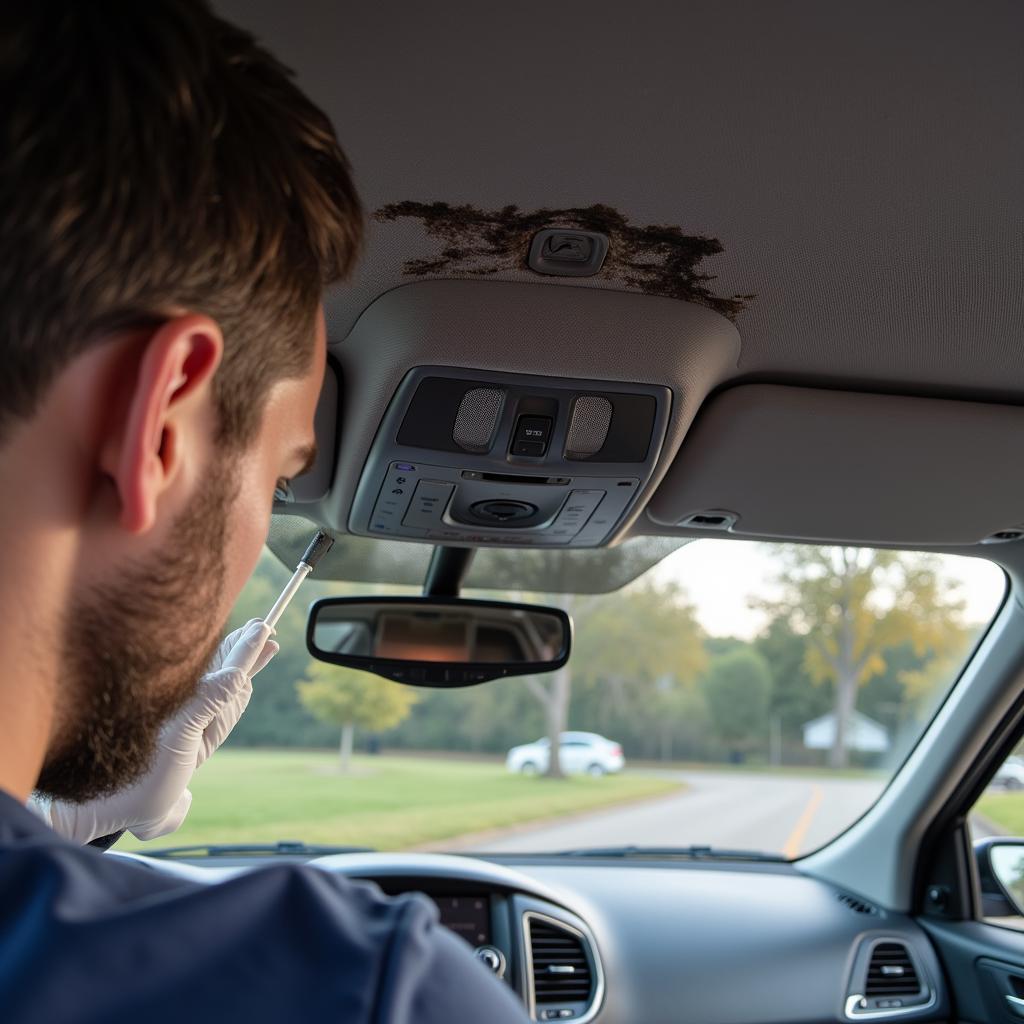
<box><xmin>99</xmin><ymin>314</ymin><xmax>223</xmax><ymax>535</ymax></box>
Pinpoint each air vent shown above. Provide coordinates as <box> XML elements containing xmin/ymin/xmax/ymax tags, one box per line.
<box><xmin>865</xmin><ymin>943</ymin><xmax>921</xmax><ymax>998</ymax></box>
<box><xmin>527</xmin><ymin>915</ymin><xmax>595</xmax><ymax>1015</ymax></box>
<box><xmin>837</xmin><ymin>892</ymin><xmax>879</xmax><ymax>916</ymax></box>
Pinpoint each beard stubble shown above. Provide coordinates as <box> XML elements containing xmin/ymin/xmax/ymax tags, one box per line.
<box><xmin>36</xmin><ymin>464</ymin><xmax>238</xmax><ymax>802</ymax></box>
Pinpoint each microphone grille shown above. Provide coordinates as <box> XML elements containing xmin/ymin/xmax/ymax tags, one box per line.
<box><xmin>565</xmin><ymin>396</ymin><xmax>613</xmax><ymax>459</ymax></box>
<box><xmin>453</xmin><ymin>387</ymin><xmax>505</xmax><ymax>452</ymax></box>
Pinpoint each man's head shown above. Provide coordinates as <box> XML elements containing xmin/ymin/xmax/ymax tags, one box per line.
<box><xmin>0</xmin><ymin>2</ymin><xmax>361</xmax><ymax>801</ymax></box>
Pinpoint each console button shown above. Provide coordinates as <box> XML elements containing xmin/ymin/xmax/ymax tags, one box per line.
<box><xmin>512</xmin><ymin>439</ymin><xmax>546</xmax><ymax>457</ymax></box>
<box><xmin>512</xmin><ymin>415</ymin><xmax>553</xmax><ymax>457</ymax></box>
<box><xmin>551</xmin><ymin>489</ymin><xmax>605</xmax><ymax>536</ymax></box>
<box><xmin>402</xmin><ymin>480</ymin><xmax>454</xmax><ymax>529</ymax></box>
<box><xmin>515</xmin><ymin>415</ymin><xmax>553</xmax><ymax>443</ymax></box>
<box><xmin>473</xmin><ymin>945</ymin><xmax>507</xmax><ymax>978</ymax></box>
<box><xmin>470</xmin><ymin>499</ymin><xmax>538</xmax><ymax>523</ymax></box>
<box><xmin>370</xmin><ymin>463</ymin><xmax>419</xmax><ymax>532</ymax></box>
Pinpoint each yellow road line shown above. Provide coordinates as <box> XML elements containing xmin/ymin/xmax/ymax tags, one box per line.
<box><xmin>782</xmin><ymin>784</ymin><xmax>824</xmax><ymax>859</ymax></box>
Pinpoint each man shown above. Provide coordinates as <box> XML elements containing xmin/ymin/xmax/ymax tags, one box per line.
<box><xmin>0</xmin><ymin>3</ymin><xmax>528</xmax><ymax>1021</ymax></box>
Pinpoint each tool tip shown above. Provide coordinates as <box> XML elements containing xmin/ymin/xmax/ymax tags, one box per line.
<box><xmin>300</xmin><ymin>530</ymin><xmax>334</xmax><ymax>571</ymax></box>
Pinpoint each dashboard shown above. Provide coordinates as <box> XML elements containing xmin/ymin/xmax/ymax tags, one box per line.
<box><xmin>431</xmin><ymin>895</ymin><xmax>492</xmax><ymax>947</ymax></box>
<box><xmin>115</xmin><ymin>850</ymin><xmax>950</xmax><ymax>1024</ymax></box>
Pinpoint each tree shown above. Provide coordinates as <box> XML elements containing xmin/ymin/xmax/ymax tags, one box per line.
<box><xmin>521</xmin><ymin>595</ymin><xmax>575</xmax><ymax>780</ymax></box>
<box><xmin>297</xmin><ymin>663</ymin><xmax>417</xmax><ymax>771</ymax></box>
<box><xmin>571</xmin><ymin>580</ymin><xmax>708</xmax><ymax>761</ymax></box>
<box><xmin>700</xmin><ymin>649</ymin><xmax>772</xmax><ymax>760</ymax></box>
<box><xmin>757</xmin><ymin>547</ymin><xmax>966</xmax><ymax>768</ymax></box>
<box><xmin>478</xmin><ymin>543</ymin><xmax>688</xmax><ymax>777</ymax></box>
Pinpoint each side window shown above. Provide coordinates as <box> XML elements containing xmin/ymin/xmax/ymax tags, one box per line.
<box><xmin>971</xmin><ymin>744</ymin><xmax>1024</xmax><ymax>929</ymax></box>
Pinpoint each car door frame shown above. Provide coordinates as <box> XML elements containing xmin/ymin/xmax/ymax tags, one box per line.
<box><xmin>908</xmin><ymin>604</ymin><xmax>1024</xmax><ymax>1023</ymax></box>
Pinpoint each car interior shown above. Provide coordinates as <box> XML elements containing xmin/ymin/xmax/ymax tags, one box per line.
<box><xmin>110</xmin><ymin>2</ymin><xmax>1024</xmax><ymax>1022</ymax></box>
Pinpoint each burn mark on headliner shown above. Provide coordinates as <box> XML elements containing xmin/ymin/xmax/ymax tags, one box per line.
<box><xmin>374</xmin><ymin>201</ymin><xmax>753</xmax><ymax>321</ymax></box>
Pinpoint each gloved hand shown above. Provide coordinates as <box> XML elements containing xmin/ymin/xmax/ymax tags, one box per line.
<box><xmin>43</xmin><ymin>619</ymin><xmax>278</xmax><ymax>845</ymax></box>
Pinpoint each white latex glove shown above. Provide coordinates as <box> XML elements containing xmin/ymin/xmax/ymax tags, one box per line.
<box><xmin>40</xmin><ymin>618</ymin><xmax>278</xmax><ymax>845</ymax></box>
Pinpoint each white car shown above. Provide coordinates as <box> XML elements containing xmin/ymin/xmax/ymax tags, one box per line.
<box><xmin>505</xmin><ymin>732</ymin><xmax>625</xmax><ymax>777</ymax></box>
<box><xmin>992</xmin><ymin>757</ymin><xmax>1024</xmax><ymax>790</ymax></box>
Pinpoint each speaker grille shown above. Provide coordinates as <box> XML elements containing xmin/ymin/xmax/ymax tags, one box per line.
<box><xmin>453</xmin><ymin>388</ymin><xmax>505</xmax><ymax>452</ymax></box>
<box><xmin>565</xmin><ymin>396</ymin><xmax>612</xmax><ymax>459</ymax></box>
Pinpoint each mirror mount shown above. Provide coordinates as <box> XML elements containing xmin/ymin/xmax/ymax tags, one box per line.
<box><xmin>422</xmin><ymin>545</ymin><xmax>475</xmax><ymax>598</ymax></box>
<box><xmin>306</xmin><ymin>595</ymin><xmax>572</xmax><ymax>688</ymax></box>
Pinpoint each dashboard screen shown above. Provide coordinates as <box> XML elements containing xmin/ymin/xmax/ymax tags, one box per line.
<box><xmin>432</xmin><ymin>895</ymin><xmax>491</xmax><ymax>946</ymax></box>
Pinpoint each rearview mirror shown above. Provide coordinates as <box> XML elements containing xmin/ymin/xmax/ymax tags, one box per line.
<box><xmin>306</xmin><ymin>596</ymin><xmax>571</xmax><ymax>687</ymax></box>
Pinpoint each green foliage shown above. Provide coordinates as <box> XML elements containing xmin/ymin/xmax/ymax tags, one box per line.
<box><xmin>976</xmin><ymin>793</ymin><xmax>1024</xmax><ymax>841</ymax></box>
<box><xmin>754</xmin><ymin>618</ymin><xmax>831</xmax><ymax>732</ymax></box>
<box><xmin>297</xmin><ymin>662</ymin><xmax>417</xmax><ymax>732</ymax></box>
<box><xmin>386</xmin><ymin>683</ymin><xmax>544</xmax><ymax>753</ymax></box>
<box><xmin>756</xmin><ymin>546</ymin><xmax>968</xmax><ymax>767</ymax></box>
<box><xmin>759</xmin><ymin>546</ymin><xmax>965</xmax><ymax>688</ymax></box>
<box><xmin>572</xmin><ymin>580</ymin><xmax>707</xmax><ymax>690</ymax></box>
<box><xmin>701</xmin><ymin>649</ymin><xmax>772</xmax><ymax>753</ymax></box>
<box><xmin>566</xmin><ymin>582</ymin><xmax>707</xmax><ymax>758</ymax></box>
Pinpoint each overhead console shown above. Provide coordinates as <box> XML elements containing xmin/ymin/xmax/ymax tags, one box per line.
<box><xmin>349</xmin><ymin>367</ymin><xmax>670</xmax><ymax>548</ymax></box>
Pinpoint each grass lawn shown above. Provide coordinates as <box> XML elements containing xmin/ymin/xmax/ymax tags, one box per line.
<box><xmin>117</xmin><ymin>749</ymin><xmax>681</xmax><ymax>853</ymax></box>
<box><xmin>976</xmin><ymin>791</ymin><xmax>1024</xmax><ymax>836</ymax></box>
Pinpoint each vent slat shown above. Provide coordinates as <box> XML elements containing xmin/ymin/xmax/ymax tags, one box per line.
<box><xmin>864</xmin><ymin>943</ymin><xmax>921</xmax><ymax>998</ymax></box>
<box><xmin>837</xmin><ymin>892</ymin><xmax>879</xmax><ymax>915</ymax></box>
<box><xmin>528</xmin><ymin>919</ymin><xmax>595</xmax><ymax>1008</ymax></box>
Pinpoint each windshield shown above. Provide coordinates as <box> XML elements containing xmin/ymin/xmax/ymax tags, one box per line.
<box><xmin>121</xmin><ymin>540</ymin><xmax>1005</xmax><ymax>860</ymax></box>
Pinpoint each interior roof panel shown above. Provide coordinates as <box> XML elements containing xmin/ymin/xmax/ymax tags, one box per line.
<box><xmin>217</xmin><ymin>0</ymin><xmax>1024</xmax><ymax>399</ymax></box>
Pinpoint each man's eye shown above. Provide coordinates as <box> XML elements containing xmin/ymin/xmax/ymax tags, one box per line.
<box><xmin>274</xmin><ymin>478</ymin><xmax>293</xmax><ymax>503</ymax></box>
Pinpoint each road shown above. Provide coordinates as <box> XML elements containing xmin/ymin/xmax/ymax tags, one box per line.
<box><xmin>463</xmin><ymin>769</ymin><xmax>885</xmax><ymax>858</ymax></box>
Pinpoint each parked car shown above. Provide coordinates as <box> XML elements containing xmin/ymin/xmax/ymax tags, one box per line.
<box><xmin>991</xmin><ymin>757</ymin><xmax>1024</xmax><ymax>790</ymax></box>
<box><xmin>506</xmin><ymin>732</ymin><xmax>625</xmax><ymax>776</ymax></box>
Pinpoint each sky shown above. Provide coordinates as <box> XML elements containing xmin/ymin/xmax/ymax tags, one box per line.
<box><xmin>651</xmin><ymin>539</ymin><xmax>1006</xmax><ymax>640</ymax></box>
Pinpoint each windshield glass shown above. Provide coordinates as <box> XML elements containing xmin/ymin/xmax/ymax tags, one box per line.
<box><xmin>120</xmin><ymin>540</ymin><xmax>1005</xmax><ymax>859</ymax></box>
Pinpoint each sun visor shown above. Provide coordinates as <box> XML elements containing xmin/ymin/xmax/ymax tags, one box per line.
<box><xmin>646</xmin><ymin>384</ymin><xmax>1024</xmax><ymax>547</ymax></box>
<box><xmin>267</xmin><ymin>513</ymin><xmax>686</xmax><ymax>594</ymax></box>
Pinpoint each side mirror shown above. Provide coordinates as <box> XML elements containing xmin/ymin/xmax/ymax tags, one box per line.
<box><xmin>306</xmin><ymin>596</ymin><xmax>571</xmax><ymax>687</ymax></box>
<box><xmin>975</xmin><ymin>838</ymin><xmax>1024</xmax><ymax>917</ymax></box>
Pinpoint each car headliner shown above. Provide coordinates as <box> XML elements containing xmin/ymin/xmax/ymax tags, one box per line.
<box><xmin>212</xmin><ymin>0</ymin><xmax>1024</xmax><ymax>585</ymax></box>
<box><xmin>222</xmin><ymin>0</ymin><xmax>1024</xmax><ymax>401</ymax></box>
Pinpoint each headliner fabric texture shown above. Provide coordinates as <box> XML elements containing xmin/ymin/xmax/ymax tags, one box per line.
<box><xmin>216</xmin><ymin>0</ymin><xmax>1024</xmax><ymax>400</ymax></box>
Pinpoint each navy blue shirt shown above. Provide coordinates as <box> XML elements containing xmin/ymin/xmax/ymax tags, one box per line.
<box><xmin>0</xmin><ymin>791</ymin><xmax>528</xmax><ymax>1023</ymax></box>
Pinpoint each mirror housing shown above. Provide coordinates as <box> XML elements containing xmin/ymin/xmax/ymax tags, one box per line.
<box><xmin>306</xmin><ymin>596</ymin><xmax>571</xmax><ymax>687</ymax></box>
<box><xmin>975</xmin><ymin>837</ymin><xmax>1024</xmax><ymax>917</ymax></box>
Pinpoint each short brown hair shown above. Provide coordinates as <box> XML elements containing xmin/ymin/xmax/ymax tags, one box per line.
<box><xmin>0</xmin><ymin>1</ymin><xmax>361</xmax><ymax>445</ymax></box>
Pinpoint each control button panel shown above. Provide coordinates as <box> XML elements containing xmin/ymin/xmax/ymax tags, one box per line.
<box><xmin>368</xmin><ymin>463</ymin><xmax>419</xmax><ymax>534</ymax></box>
<box><xmin>364</xmin><ymin>462</ymin><xmax>638</xmax><ymax>547</ymax></box>
<box><xmin>511</xmin><ymin>415</ymin><xmax>554</xmax><ymax>458</ymax></box>
<box><xmin>350</xmin><ymin>367</ymin><xmax>671</xmax><ymax>548</ymax></box>
<box><xmin>547</xmin><ymin>490</ymin><xmax>604</xmax><ymax>539</ymax></box>
<box><xmin>402</xmin><ymin>479</ymin><xmax>455</xmax><ymax>529</ymax></box>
